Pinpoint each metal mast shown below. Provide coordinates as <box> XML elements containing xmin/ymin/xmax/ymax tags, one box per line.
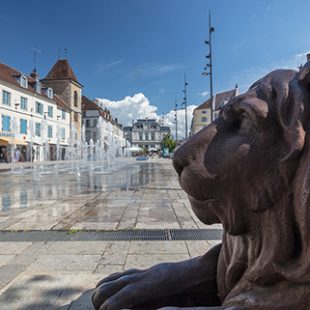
<box><xmin>202</xmin><ymin>11</ymin><xmax>215</xmax><ymax>122</ymax></box>
<box><xmin>182</xmin><ymin>74</ymin><xmax>188</xmax><ymax>139</ymax></box>
<box><xmin>174</xmin><ymin>98</ymin><xmax>178</xmax><ymax>142</ymax></box>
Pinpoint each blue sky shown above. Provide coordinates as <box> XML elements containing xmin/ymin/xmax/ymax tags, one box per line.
<box><xmin>1</xmin><ymin>0</ymin><xmax>310</xmax><ymax>134</ymax></box>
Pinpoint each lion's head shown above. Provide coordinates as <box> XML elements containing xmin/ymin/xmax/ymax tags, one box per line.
<box><xmin>173</xmin><ymin>61</ymin><xmax>310</xmax><ymax>305</ymax></box>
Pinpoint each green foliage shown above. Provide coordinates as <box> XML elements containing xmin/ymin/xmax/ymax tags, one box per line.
<box><xmin>161</xmin><ymin>134</ymin><xmax>177</xmax><ymax>152</ymax></box>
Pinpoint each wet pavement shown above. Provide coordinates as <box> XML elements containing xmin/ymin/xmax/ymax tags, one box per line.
<box><xmin>0</xmin><ymin>158</ymin><xmax>222</xmax><ymax>309</ymax></box>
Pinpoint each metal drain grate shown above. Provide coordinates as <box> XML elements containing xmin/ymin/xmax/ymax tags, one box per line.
<box><xmin>0</xmin><ymin>229</ymin><xmax>222</xmax><ymax>242</ymax></box>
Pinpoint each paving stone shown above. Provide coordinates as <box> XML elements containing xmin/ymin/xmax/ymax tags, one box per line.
<box><xmin>46</xmin><ymin>241</ymin><xmax>108</xmax><ymax>255</ymax></box>
<box><xmin>185</xmin><ymin>241</ymin><xmax>211</xmax><ymax>258</ymax></box>
<box><xmin>0</xmin><ymin>255</ymin><xmax>14</xmax><ymax>267</ymax></box>
<box><xmin>128</xmin><ymin>241</ymin><xmax>188</xmax><ymax>254</ymax></box>
<box><xmin>28</xmin><ymin>255</ymin><xmax>101</xmax><ymax>272</ymax></box>
<box><xmin>71</xmin><ymin>221</ymin><xmax>118</xmax><ymax>230</ymax></box>
<box><xmin>125</xmin><ymin>253</ymin><xmax>190</xmax><ymax>270</ymax></box>
<box><xmin>0</xmin><ymin>242</ymin><xmax>31</xmax><ymax>255</ymax></box>
<box><xmin>7</xmin><ymin>242</ymin><xmax>55</xmax><ymax>266</ymax></box>
<box><xmin>95</xmin><ymin>242</ymin><xmax>130</xmax><ymax>271</ymax></box>
<box><xmin>0</xmin><ymin>272</ymin><xmax>102</xmax><ymax>310</ymax></box>
<box><xmin>0</xmin><ymin>264</ymin><xmax>25</xmax><ymax>290</ymax></box>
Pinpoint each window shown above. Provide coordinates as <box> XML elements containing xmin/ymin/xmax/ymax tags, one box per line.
<box><xmin>2</xmin><ymin>115</ymin><xmax>11</xmax><ymax>132</ymax></box>
<box><xmin>47</xmin><ymin>88</ymin><xmax>53</xmax><ymax>99</ymax></box>
<box><xmin>202</xmin><ymin>110</ymin><xmax>207</xmax><ymax>114</ymax></box>
<box><xmin>20</xmin><ymin>119</ymin><xmax>27</xmax><ymax>134</ymax></box>
<box><xmin>35</xmin><ymin>81</ymin><xmax>41</xmax><ymax>94</ymax></box>
<box><xmin>47</xmin><ymin>125</ymin><xmax>53</xmax><ymax>138</ymax></box>
<box><xmin>201</xmin><ymin>117</ymin><xmax>208</xmax><ymax>122</ymax></box>
<box><xmin>145</xmin><ymin>133</ymin><xmax>149</xmax><ymax>140</ymax></box>
<box><xmin>61</xmin><ymin>110</ymin><xmax>66</xmax><ymax>120</ymax></box>
<box><xmin>35</xmin><ymin>102</ymin><xmax>43</xmax><ymax>115</ymax></box>
<box><xmin>35</xmin><ymin>123</ymin><xmax>41</xmax><ymax>136</ymax></box>
<box><xmin>2</xmin><ymin>90</ymin><xmax>11</xmax><ymax>106</ymax></box>
<box><xmin>74</xmin><ymin>112</ymin><xmax>78</xmax><ymax>122</ymax></box>
<box><xmin>20</xmin><ymin>75</ymin><xmax>28</xmax><ymax>88</ymax></box>
<box><xmin>74</xmin><ymin>91</ymin><xmax>78</xmax><ymax>107</ymax></box>
<box><xmin>93</xmin><ymin>119</ymin><xmax>98</xmax><ymax>127</ymax></box>
<box><xmin>86</xmin><ymin>119</ymin><xmax>90</xmax><ymax>127</ymax></box>
<box><xmin>48</xmin><ymin>106</ymin><xmax>53</xmax><ymax>118</ymax></box>
<box><xmin>139</xmin><ymin>133</ymin><xmax>143</xmax><ymax>140</ymax></box>
<box><xmin>60</xmin><ymin>128</ymin><xmax>66</xmax><ymax>139</ymax></box>
<box><xmin>151</xmin><ymin>133</ymin><xmax>155</xmax><ymax>140</ymax></box>
<box><xmin>20</xmin><ymin>97</ymin><xmax>27</xmax><ymax>110</ymax></box>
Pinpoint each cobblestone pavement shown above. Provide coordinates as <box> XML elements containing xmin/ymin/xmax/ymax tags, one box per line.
<box><xmin>0</xmin><ymin>159</ymin><xmax>222</xmax><ymax>309</ymax></box>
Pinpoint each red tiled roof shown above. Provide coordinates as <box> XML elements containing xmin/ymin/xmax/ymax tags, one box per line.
<box><xmin>0</xmin><ymin>62</ymin><xmax>70</xmax><ymax>111</ymax></box>
<box><xmin>43</xmin><ymin>59</ymin><xmax>81</xmax><ymax>85</ymax></box>
<box><xmin>196</xmin><ymin>88</ymin><xmax>237</xmax><ymax>111</ymax></box>
<box><xmin>82</xmin><ymin>96</ymin><xmax>123</xmax><ymax>128</ymax></box>
<box><xmin>82</xmin><ymin>95</ymin><xmax>100</xmax><ymax>111</ymax></box>
<box><xmin>0</xmin><ymin>63</ymin><xmax>38</xmax><ymax>94</ymax></box>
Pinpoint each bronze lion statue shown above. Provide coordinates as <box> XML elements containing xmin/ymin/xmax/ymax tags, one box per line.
<box><xmin>92</xmin><ymin>61</ymin><xmax>310</xmax><ymax>309</ymax></box>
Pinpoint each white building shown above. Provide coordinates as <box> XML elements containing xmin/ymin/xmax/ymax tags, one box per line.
<box><xmin>0</xmin><ymin>63</ymin><xmax>71</xmax><ymax>162</ymax></box>
<box><xmin>124</xmin><ymin>119</ymin><xmax>171</xmax><ymax>150</ymax></box>
<box><xmin>82</xmin><ymin>96</ymin><xmax>125</xmax><ymax>154</ymax></box>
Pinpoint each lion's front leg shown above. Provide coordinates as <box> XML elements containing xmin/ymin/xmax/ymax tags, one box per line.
<box><xmin>92</xmin><ymin>244</ymin><xmax>221</xmax><ymax>310</ymax></box>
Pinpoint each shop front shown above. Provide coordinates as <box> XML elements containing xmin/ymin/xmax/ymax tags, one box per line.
<box><xmin>0</xmin><ymin>132</ymin><xmax>28</xmax><ymax>162</ymax></box>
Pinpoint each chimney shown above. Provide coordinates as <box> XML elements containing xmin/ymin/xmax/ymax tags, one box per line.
<box><xmin>30</xmin><ymin>69</ymin><xmax>38</xmax><ymax>79</ymax></box>
<box><xmin>235</xmin><ymin>83</ymin><xmax>239</xmax><ymax>96</ymax></box>
<box><xmin>307</xmin><ymin>53</ymin><xmax>310</xmax><ymax>62</ymax></box>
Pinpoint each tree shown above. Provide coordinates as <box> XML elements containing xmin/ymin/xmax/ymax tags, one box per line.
<box><xmin>161</xmin><ymin>134</ymin><xmax>177</xmax><ymax>153</ymax></box>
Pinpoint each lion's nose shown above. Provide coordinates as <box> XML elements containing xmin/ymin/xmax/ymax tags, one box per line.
<box><xmin>173</xmin><ymin>144</ymin><xmax>190</xmax><ymax>177</ymax></box>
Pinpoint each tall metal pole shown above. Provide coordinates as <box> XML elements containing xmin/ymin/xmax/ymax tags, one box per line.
<box><xmin>182</xmin><ymin>74</ymin><xmax>188</xmax><ymax>139</ymax></box>
<box><xmin>175</xmin><ymin>98</ymin><xmax>178</xmax><ymax>142</ymax></box>
<box><xmin>209</xmin><ymin>11</ymin><xmax>214</xmax><ymax>122</ymax></box>
<box><xmin>202</xmin><ymin>11</ymin><xmax>215</xmax><ymax>122</ymax></box>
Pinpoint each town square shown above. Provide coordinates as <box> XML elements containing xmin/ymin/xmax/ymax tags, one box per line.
<box><xmin>1</xmin><ymin>1</ymin><xmax>310</xmax><ymax>309</ymax></box>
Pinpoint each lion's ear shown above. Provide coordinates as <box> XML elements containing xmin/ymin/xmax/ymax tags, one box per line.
<box><xmin>298</xmin><ymin>61</ymin><xmax>310</xmax><ymax>89</ymax></box>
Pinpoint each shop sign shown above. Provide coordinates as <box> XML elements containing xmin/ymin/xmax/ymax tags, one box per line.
<box><xmin>0</xmin><ymin>131</ymin><xmax>15</xmax><ymax>138</ymax></box>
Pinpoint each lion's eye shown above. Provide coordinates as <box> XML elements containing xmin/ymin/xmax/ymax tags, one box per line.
<box><xmin>239</xmin><ymin>114</ymin><xmax>255</xmax><ymax>133</ymax></box>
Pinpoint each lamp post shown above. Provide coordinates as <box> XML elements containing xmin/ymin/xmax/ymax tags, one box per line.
<box><xmin>202</xmin><ymin>11</ymin><xmax>215</xmax><ymax>122</ymax></box>
<box><xmin>174</xmin><ymin>98</ymin><xmax>178</xmax><ymax>143</ymax></box>
<box><xmin>182</xmin><ymin>74</ymin><xmax>188</xmax><ymax>139</ymax></box>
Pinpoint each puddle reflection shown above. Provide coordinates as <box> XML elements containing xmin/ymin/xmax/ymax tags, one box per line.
<box><xmin>0</xmin><ymin>162</ymin><xmax>157</xmax><ymax>212</ymax></box>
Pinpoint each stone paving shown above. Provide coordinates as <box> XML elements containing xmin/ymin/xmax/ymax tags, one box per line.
<box><xmin>0</xmin><ymin>159</ymin><xmax>222</xmax><ymax>309</ymax></box>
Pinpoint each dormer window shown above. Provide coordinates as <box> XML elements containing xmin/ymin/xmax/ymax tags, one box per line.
<box><xmin>47</xmin><ymin>88</ymin><xmax>53</xmax><ymax>99</ymax></box>
<box><xmin>20</xmin><ymin>75</ymin><xmax>28</xmax><ymax>88</ymax></box>
<box><xmin>35</xmin><ymin>81</ymin><xmax>41</xmax><ymax>94</ymax></box>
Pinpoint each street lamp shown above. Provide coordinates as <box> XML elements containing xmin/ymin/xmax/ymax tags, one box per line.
<box><xmin>174</xmin><ymin>99</ymin><xmax>178</xmax><ymax>143</ymax></box>
<box><xmin>202</xmin><ymin>11</ymin><xmax>215</xmax><ymax>122</ymax></box>
<box><xmin>182</xmin><ymin>74</ymin><xmax>188</xmax><ymax>139</ymax></box>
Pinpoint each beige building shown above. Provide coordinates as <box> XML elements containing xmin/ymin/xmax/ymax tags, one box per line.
<box><xmin>41</xmin><ymin>59</ymin><xmax>83</xmax><ymax>143</ymax></box>
<box><xmin>191</xmin><ymin>85</ymin><xmax>239</xmax><ymax>135</ymax></box>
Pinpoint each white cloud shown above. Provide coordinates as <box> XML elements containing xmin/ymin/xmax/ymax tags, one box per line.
<box><xmin>163</xmin><ymin>105</ymin><xmax>197</xmax><ymax>140</ymax></box>
<box><xmin>129</xmin><ymin>63</ymin><xmax>183</xmax><ymax>79</ymax></box>
<box><xmin>94</xmin><ymin>93</ymin><xmax>197</xmax><ymax>140</ymax></box>
<box><xmin>200</xmin><ymin>91</ymin><xmax>209</xmax><ymax>98</ymax></box>
<box><xmin>94</xmin><ymin>59</ymin><xmax>123</xmax><ymax>73</ymax></box>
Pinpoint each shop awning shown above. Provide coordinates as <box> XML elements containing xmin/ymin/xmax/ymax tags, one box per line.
<box><xmin>0</xmin><ymin>138</ymin><xmax>9</xmax><ymax>145</ymax></box>
<box><xmin>0</xmin><ymin>137</ymin><xmax>27</xmax><ymax>145</ymax></box>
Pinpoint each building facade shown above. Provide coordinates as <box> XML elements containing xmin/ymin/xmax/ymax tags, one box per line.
<box><xmin>191</xmin><ymin>85</ymin><xmax>239</xmax><ymax>135</ymax></box>
<box><xmin>41</xmin><ymin>59</ymin><xmax>83</xmax><ymax>144</ymax></box>
<box><xmin>82</xmin><ymin>96</ymin><xmax>125</xmax><ymax>153</ymax></box>
<box><xmin>0</xmin><ymin>63</ymin><xmax>71</xmax><ymax>162</ymax></box>
<box><xmin>124</xmin><ymin>119</ymin><xmax>170</xmax><ymax>150</ymax></box>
